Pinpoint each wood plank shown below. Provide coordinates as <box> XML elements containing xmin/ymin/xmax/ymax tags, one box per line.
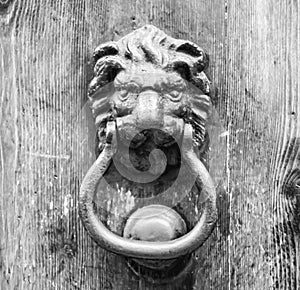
<box><xmin>1</xmin><ymin>0</ymin><xmax>299</xmax><ymax>289</ymax></box>
<box><xmin>226</xmin><ymin>0</ymin><xmax>300</xmax><ymax>288</ymax></box>
<box><xmin>0</xmin><ymin>1</ymin><xmax>227</xmax><ymax>288</ymax></box>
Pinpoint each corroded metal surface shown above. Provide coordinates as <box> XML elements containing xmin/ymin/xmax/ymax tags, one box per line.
<box><xmin>79</xmin><ymin>25</ymin><xmax>217</xmax><ymax>263</ymax></box>
<box><xmin>79</xmin><ymin>122</ymin><xmax>217</xmax><ymax>259</ymax></box>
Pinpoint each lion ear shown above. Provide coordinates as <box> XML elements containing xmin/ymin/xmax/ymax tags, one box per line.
<box><xmin>176</xmin><ymin>41</ymin><xmax>205</xmax><ymax>57</ymax></box>
<box><xmin>93</xmin><ymin>42</ymin><xmax>119</xmax><ymax>63</ymax></box>
<box><xmin>174</xmin><ymin>41</ymin><xmax>209</xmax><ymax>72</ymax></box>
<box><xmin>168</xmin><ymin>40</ymin><xmax>210</xmax><ymax>92</ymax></box>
<box><xmin>172</xmin><ymin>61</ymin><xmax>192</xmax><ymax>81</ymax></box>
<box><xmin>89</xmin><ymin>41</ymin><xmax>126</xmax><ymax>99</ymax></box>
<box><xmin>88</xmin><ymin>58</ymin><xmax>125</xmax><ymax>96</ymax></box>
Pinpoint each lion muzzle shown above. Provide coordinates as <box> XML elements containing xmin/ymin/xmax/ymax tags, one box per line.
<box><xmin>133</xmin><ymin>90</ymin><xmax>164</xmax><ymax>129</ymax></box>
<box><xmin>114</xmin><ymin>89</ymin><xmax>186</xmax><ymax>148</ymax></box>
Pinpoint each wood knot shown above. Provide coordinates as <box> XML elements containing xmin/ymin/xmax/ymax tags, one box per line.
<box><xmin>283</xmin><ymin>168</ymin><xmax>300</xmax><ymax>197</ymax></box>
<box><xmin>283</xmin><ymin>168</ymin><xmax>300</xmax><ymax>234</ymax></box>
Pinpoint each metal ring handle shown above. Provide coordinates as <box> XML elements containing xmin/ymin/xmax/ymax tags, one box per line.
<box><xmin>79</xmin><ymin>122</ymin><xmax>217</xmax><ymax>259</ymax></box>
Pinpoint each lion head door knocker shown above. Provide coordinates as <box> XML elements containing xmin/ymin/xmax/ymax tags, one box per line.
<box><xmin>79</xmin><ymin>25</ymin><xmax>217</xmax><ymax>280</ymax></box>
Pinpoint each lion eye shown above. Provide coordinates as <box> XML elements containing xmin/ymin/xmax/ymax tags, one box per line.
<box><xmin>118</xmin><ymin>90</ymin><xmax>129</xmax><ymax>101</ymax></box>
<box><xmin>126</xmin><ymin>82</ymin><xmax>140</xmax><ymax>93</ymax></box>
<box><xmin>167</xmin><ymin>90</ymin><xmax>182</xmax><ymax>102</ymax></box>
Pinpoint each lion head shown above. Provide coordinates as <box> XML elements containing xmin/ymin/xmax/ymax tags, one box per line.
<box><xmin>88</xmin><ymin>25</ymin><xmax>212</xmax><ymax>170</ymax></box>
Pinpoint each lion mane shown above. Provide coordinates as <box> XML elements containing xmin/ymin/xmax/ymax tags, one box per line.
<box><xmin>88</xmin><ymin>25</ymin><xmax>212</xmax><ymax>155</ymax></box>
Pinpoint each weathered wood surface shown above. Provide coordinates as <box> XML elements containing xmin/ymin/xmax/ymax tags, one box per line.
<box><xmin>0</xmin><ymin>0</ymin><xmax>299</xmax><ymax>289</ymax></box>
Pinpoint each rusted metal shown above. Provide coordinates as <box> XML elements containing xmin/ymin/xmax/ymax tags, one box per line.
<box><xmin>79</xmin><ymin>122</ymin><xmax>217</xmax><ymax>259</ymax></box>
<box><xmin>79</xmin><ymin>25</ymin><xmax>217</xmax><ymax>270</ymax></box>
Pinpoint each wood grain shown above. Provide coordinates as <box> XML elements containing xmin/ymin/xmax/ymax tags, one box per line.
<box><xmin>226</xmin><ymin>1</ymin><xmax>300</xmax><ymax>289</ymax></box>
<box><xmin>0</xmin><ymin>0</ymin><xmax>299</xmax><ymax>289</ymax></box>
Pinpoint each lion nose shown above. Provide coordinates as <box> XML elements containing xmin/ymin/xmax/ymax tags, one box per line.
<box><xmin>134</xmin><ymin>90</ymin><xmax>164</xmax><ymax>129</ymax></box>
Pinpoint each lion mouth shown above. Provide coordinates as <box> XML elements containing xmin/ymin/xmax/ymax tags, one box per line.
<box><xmin>108</xmin><ymin>116</ymin><xmax>185</xmax><ymax>180</ymax></box>
<box><xmin>115</xmin><ymin>116</ymin><xmax>185</xmax><ymax>149</ymax></box>
<box><xmin>118</xmin><ymin>127</ymin><xmax>178</xmax><ymax>148</ymax></box>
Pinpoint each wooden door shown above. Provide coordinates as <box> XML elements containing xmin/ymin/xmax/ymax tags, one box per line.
<box><xmin>0</xmin><ymin>1</ymin><xmax>299</xmax><ymax>289</ymax></box>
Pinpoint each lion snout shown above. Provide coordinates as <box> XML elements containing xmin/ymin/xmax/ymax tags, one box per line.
<box><xmin>132</xmin><ymin>90</ymin><xmax>164</xmax><ymax>129</ymax></box>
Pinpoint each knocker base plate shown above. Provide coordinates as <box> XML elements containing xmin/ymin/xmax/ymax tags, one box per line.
<box><xmin>79</xmin><ymin>24</ymin><xmax>218</xmax><ymax>281</ymax></box>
